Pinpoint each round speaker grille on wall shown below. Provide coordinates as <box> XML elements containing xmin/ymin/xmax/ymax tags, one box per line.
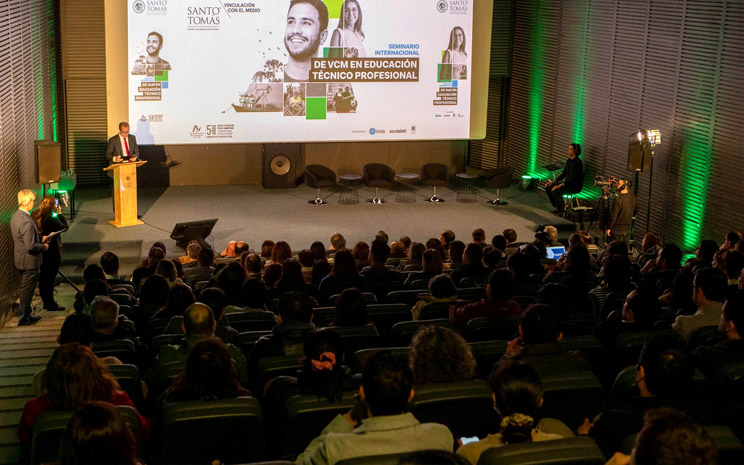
<box><xmin>270</xmin><ymin>155</ymin><xmax>291</xmax><ymax>175</ymax></box>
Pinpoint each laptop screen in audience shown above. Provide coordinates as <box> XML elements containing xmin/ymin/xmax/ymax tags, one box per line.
<box><xmin>546</xmin><ymin>246</ymin><xmax>565</xmax><ymax>260</ymax></box>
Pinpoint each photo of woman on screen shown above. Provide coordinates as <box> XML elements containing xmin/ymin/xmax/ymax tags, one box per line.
<box><xmin>442</xmin><ymin>26</ymin><xmax>468</xmax><ymax>80</ymax></box>
<box><xmin>330</xmin><ymin>0</ymin><xmax>366</xmax><ymax>58</ymax></box>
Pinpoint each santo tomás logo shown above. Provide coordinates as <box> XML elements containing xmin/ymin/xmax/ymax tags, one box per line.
<box><xmin>132</xmin><ymin>0</ymin><xmax>145</xmax><ymax>14</ymax></box>
<box><xmin>436</xmin><ymin>0</ymin><xmax>448</xmax><ymax>13</ymax></box>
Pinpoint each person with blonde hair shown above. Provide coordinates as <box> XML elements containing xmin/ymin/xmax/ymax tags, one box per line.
<box><xmin>12</xmin><ymin>189</ymin><xmax>48</xmax><ymax>325</ymax></box>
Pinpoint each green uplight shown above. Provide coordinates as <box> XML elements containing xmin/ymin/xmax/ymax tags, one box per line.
<box><xmin>526</xmin><ymin>2</ymin><xmax>546</xmax><ymax>179</ymax></box>
<box><xmin>521</xmin><ymin>175</ymin><xmax>532</xmax><ymax>179</ymax></box>
<box><xmin>678</xmin><ymin>125</ymin><xmax>710</xmax><ymax>250</ymax></box>
<box><xmin>572</xmin><ymin>3</ymin><xmax>589</xmax><ymax>145</ymax></box>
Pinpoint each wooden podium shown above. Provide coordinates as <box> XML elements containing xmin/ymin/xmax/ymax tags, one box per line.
<box><xmin>103</xmin><ymin>160</ymin><xmax>147</xmax><ymax>227</ymax></box>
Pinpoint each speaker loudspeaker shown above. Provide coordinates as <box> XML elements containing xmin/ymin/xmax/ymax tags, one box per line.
<box><xmin>262</xmin><ymin>143</ymin><xmax>305</xmax><ymax>189</ymax></box>
<box><xmin>35</xmin><ymin>141</ymin><xmax>62</xmax><ymax>184</ymax></box>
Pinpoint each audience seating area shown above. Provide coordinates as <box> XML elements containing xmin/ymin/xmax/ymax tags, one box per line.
<box><xmin>15</xmin><ymin>227</ymin><xmax>744</xmax><ymax>465</ymax></box>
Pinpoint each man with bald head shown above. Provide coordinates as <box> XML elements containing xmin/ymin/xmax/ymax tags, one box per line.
<box><xmin>145</xmin><ymin>303</ymin><xmax>248</xmax><ymax>387</ymax></box>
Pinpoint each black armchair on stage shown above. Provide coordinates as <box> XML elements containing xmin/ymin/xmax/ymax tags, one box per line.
<box><xmin>421</xmin><ymin>163</ymin><xmax>449</xmax><ymax>202</ymax></box>
<box><xmin>484</xmin><ymin>166</ymin><xmax>514</xmax><ymax>206</ymax></box>
<box><xmin>363</xmin><ymin>163</ymin><xmax>395</xmax><ymax>204</ymax></box>
<box><xmin>304</xmin><ymin>164</ymin><xmax>337</xmax><ymax>205</ymax></box>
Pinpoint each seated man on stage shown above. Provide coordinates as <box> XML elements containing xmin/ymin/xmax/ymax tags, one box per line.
<box><xmin>545</xmin><ymin>143</ymin><xmax>584</xmax><ymax>215</ymax></box>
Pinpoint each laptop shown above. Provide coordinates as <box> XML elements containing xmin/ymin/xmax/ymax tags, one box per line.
<box><xmin>546</xmin><ymin>246</ymin><xmax>566</xmax><ymax>260</ymax></box>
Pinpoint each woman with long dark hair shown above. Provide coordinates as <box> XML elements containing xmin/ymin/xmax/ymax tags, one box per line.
<box><xmin>32</xmin><ymin>195</ymin><xmax>68</xmax><ymax>311</ymax></box>
<box><xmin>317</xmin><ymin>250</ymin><xmax>368</xmax><ymax>305</ymax></box>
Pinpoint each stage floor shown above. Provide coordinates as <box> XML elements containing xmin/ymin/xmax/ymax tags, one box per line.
<box><xmin>63</xmin><ymin>182</ymin><xmax>575</xmax><ymax>264</ymax></box>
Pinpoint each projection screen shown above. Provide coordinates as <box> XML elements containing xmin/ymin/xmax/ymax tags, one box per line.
<box><xmin>127</xmin><ymin>0</ymin><xmax>477</xmax><ymax>144</ymax></box>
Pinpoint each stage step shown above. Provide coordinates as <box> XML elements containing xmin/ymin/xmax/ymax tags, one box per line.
<box><xmin>57</xmin><ymin>240</ymin><xmax>145</xmax><ymax>284</ymax></box>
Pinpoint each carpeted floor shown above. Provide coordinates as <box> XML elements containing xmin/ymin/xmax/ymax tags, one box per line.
<box><xmin>63</xmin><ymin>182</ymin><xmax>576</xmax><ymax>258</ymax></box>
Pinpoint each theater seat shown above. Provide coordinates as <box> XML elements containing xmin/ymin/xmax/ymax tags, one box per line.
<box><xmin>254</xmin><ymin>356</ymin><xmax>303</xmax><ymax>396</ymax></box>
<box><xmin>325</xmin><ymin>325</ymin><xmax>381</xmax><ymax>361</ymax></box>
<box><xmin>150</xmin><ymin>333</ymin><xmax>186</xmax><ymax>356</ymax></box>
<box><xmin>620</xmin><ymin>425</ymin><xmax>744</xmax><ymax>465</ymax></box>
<box><xmin>329</xmin><ymin>292</ymin><xmax>377</xmax><ymax>306</ymax></box>
<box><xmin>159</xmin><ymin>396</ymin><xmax>265</xmax><ymax>464</ymax></box>
<box><xmin>311</xmin><ymin>306</ymin><xmax>335</xmax><ymax>326</ymax></box>
<box><xmin>559</xmin><ymin>335</ymin><xmax>605</xmax><ymax>376</ymax></box>
<box><xmin>389</xmin><ymin>319</ymin><xmax>454</xmax><ymax>347</ymax></box>
<box><xmin>604</xmin><ymin>330</ymin><xmax>677</xmax><ymax>385</ymax></box>
<box><xmin>336</xmin><ymin>453</ymin><xmax>408</xmax><ymax>465</ymax></box>
<box><xmin>226</xmin><ymin>311</ymin><xmax>278</xmax><ymax>333</ymax></box>
<box><xmin>687</xmin><ymin>325</ymin><xmax>725</xmax><ymax>350</ymax></box>
<box><xmin>31</xmin><ymin>406</ymin><xmax>142</xmax><ymax>465</ymax></box>
<box><xmin>462</xmin><ymin>315</ymin><xmax>520</xmax><ymax>343</ymax></box>
<box><xmin>352</xmin><ymin>347</ymin><xmax>409</xmax><ymax>374</ymax></box>
<box><xmin>91</xmin><ymin>339</ymin><xmax>138</xmax><ymax>365</ymax></box>
<box><xmin>409</xmin><ymin>379</ymin><xmax>499</xmax><ymax>440</ymax></box>
<box><xmin>386</xmin><ymin>289</ymin><xmax>429</xmax><ymax>308</ymax></box>
<box><xmin>237</xmin><ymin>330</ymin><xmax>273</xmax><ymax>359</ymax></box>
<box><xmin>366</xmin><ymin>303</ymin><xmax>412</xmax><ymax>337</ymax></box>
<box><xmin>476</xmin><ymin>436</ymin><xmax>605</xmax><ymax>465</ymax></box>
<box><xmin>108</xmin><ymin>364</ymin><xmax>145</xmax><ymax>412</ymax></box>
<box><xmin>458</xmin><ymin>287</ymin><xmax>487</xmax><ymax>302</ymax></box>
<box><xmin>280</xmin><ymin>391</ymin><xmax>357</xmax><ymax>459</ymax></box>
<box><xmin>469</xmin><ymin>340</ymin><xmax>508</xmax><ymax>380</ymax></box>
<box><xmin>539</xmin><ymin>369</ymin><xmax>605</xmax><ymax>430</ymax></box>
<box><xmin>418</xmin><ymin>300</ymin><xmax>466</xmax><ymax>320</ymax></box>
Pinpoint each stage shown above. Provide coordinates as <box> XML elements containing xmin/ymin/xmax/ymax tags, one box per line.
<box><xmin>59</xmin><ymin>181</ymin><xmax>581</xmax><ymax>281</ymax></box>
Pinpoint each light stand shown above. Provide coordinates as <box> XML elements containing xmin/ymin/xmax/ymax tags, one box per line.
<box><xmin>644</xmin><ymin>130</ymin><xmax>661</xmax><ymax>235</ymax></box>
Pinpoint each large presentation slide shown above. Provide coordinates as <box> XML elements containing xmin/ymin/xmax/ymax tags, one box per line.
<box><xmin>127</xmin><ymin>0</ymin><xmax>475</xmax><ymax>144</ymax></box>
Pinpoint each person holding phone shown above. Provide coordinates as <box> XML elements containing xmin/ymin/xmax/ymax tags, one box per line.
<box><xmin>11</xmin><ymin>190</ymin><xmax>49</xmax><ymax>326</ymax></box>
<box><xmin>32</xmin><ymin>195</ymin><xmax>68</xmax><ymax>311</ymax></box>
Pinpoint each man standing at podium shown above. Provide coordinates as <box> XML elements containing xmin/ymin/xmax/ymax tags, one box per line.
<box><xmin>106</xmin><ymin>122</ymin><xmax>139</xmax><ymax>167</ymax></box>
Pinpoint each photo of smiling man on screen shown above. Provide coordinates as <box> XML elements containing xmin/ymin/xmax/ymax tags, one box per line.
<box><xmin>283</xmin><ymin>0</ymin><xmax>329</xmax><ymax>82</ymax></box>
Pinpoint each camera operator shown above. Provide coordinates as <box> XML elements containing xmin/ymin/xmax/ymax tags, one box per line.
<box><xmin>606</xmin><ymin>178</ymin><xmax>636</xmax><ymax>244</ymax></box>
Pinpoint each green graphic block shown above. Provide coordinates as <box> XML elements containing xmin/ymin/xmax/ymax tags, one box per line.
<box><xmin>437</xmin><ymin>64</ymin><xmax>452</xmax><ymax>82</ymax></box>
<box><xmin>324</xmin><ymin>0</ymin><xmax>343</xmax><ymax>19</ymax></box>
<box><xmin>306</xmin><ymin>97</ymin><xmax>327</xmax><ymax>120</ymax></box>
<box><xmin>155</xmin><ymin>70</ymin><xmax>169</xmax><ymax>81</ymax></box>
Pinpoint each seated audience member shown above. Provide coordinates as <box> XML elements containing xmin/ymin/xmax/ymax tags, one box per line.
<box><xmin>684</xmin><ymin>239</ymin><xmax>719</xmax><ymax>272</ymax></box>
<box><xmin>502</xmin><ymin>304</ymin><xmax>587</xmax><ymax>373</ymax></box>
<box><xmin>269</xmin><ymin>241</ymin><xmax>292</xmax><ymax>266</ymax></box>
<box><xmin>450</xmin><ymin>270</ymin><xmax>522</xmax><ymax>332</ymax></box>
<box><xmin>100</xmin><ymin>251</ymin><xmax>133</xmax><ymax>290</ymax></box>
<box><xmin>593</xmin><ymin>289</ymin><xmax>661</xmax><ymax>347</ymax></box>
<box><xmin>132</xmin><ymin>245</ymin><xmax>165</xmax><ymax>291</ymax></box>
<box><xmin>146</xmin><ymin>303</ymin><xmax>248</xmax><ymax>387</ymax></box>
<box><xmin>412</xmin><ymin>274</ymin><xmax>458</xmax><ymax>320</ymax></box>
<box><xmin>152</xmin><ymin>282</ymin><xmax>196</xmax><ymax>321</ymax></box>
<box><xmin>78</xmin><ymin>279</ymin><xmax>109</xmax><ymax>314</ymax></box>
<box><xmin>507</xmin><ymin>252</ymin><xmax>541</xmax><ymax>296</ymax></box>
<box><xmin>447</xmin><ymin>240</ymin><xmax>466</xmax><ymax>270</ymax></box>
<box><xmin>399</xmin><ymin>235</ymin><xmax>412</xmax><ymax>254</ymax></box>
<box><xmin>721</xmin><ymin>230</ymin><xmax>743</xmax><ymax>251</ymax></box>
<box><xmin>331</xmin><ymin>288</ymin><xmax>370</xmax><ymax>327</ymax></box>
<box><xmin>440</xmin><ymin>229</ymin><xmax>455</xmax><ymax>258</ymax></box>
<box><xmin>18</xmin><ymin>344</ymin><xmax>149</xmax><ymax>448</ymax></box>
<box><xmin>409</xmin><ymin>326</ymin><xmax>475</xmax><ymax>384</ymax></box>
<box><xmin>581</xmin><ymin>333</ymin><xmax>700</xmax><ymax>457</ymax></box>
<box><xmin>260</xmin><ymin>240</ymin><xmax>275</xmax><ymax>264</ymax></box>
<box><xmin>351</xmin><ymin>241</ymin><xmax>371</xmax><ymax>270</ymax></box>
<box><xmin>198</xmin><ymin>287</ymin><xmax>239</xmax><ymax>344</ymax></box>
<box><xmin>362</xmin><ymin>240</ymin><xmax>404</xmax><ymax>301</ymax></box>
<box><xmin>236</xmin><ymin>279</ymin><xmax>270</xmax><ymax>312</ymax></box>
<box><xmin>405</xmin><ymin>249</ymin><xmax>444</xmax><ymax>289</ymax></box>
<box><xmin>640</xmin><ymin>243</ymin><xmax>682</xmax><ymax>297</ymax></box>
<box><xmin>33</xmin><ymin>314</ymin><xmax>120</xmax><ymax>397</ymax></box>
<box><xmin>375</xmin><ymin>230</ymin><xmax>389</xmax><ymax>244</ymax></box>
<box><xmin>673</xmin><ymin>267</ymin><xmax>727</xmax><ymax>342</ymax></box>
<box><xmin>604</xmin><ymin>407</ymin><xmax>717</xmax><ymax>465</ymax></box>
<box><xmin>519</xmin><ymin>243</ymin><xmax>548</xmax><ymax>280</ymax></box>
<box><xmin>492</xmin><ymin>235</ymin><xmax>508</xmax><ymax>253</ymax></box>
<box><xmin>296</xmin><ymin>350</ymin><xmax>454</xmax><ymax>464</ymax></box>
<box><xmin>155</xmin><ymin>259</ymin><xmax>183</xmax><ymax>288</ymax></box>
<box><xmin>542</xmin><ymin>225</ymin><xmax>562</xmax><ymax>246</ymax></box>
<box><xmin>328</xmin><ymin>232</ymin><xmax>347</xmax><ymax>257</ymax></box>
<box><xmin>298</xmin><ymin>249</ymin><xmax>315</xmax><ymax>283</ymax></box>
<box><xmin>503</xmin><ymin>228</ymin><xmax>519</xmax><ymax>252</ymax></box>
<box><xmin>214</xmin><ymin>241</ymin><xmax>238</xmax><ymax>265</ymax></box>
<box><xmin>637</xmin><ymin>231</ymin><xmax>662</xmax><ymax>269</ymax></box>
<box><xmin>589</xmin><ymin>255</ymin><xmax>634</xmax><ymax>319</ymax></box>
<box><xmin>178</xmin><ymin>240</ymin><xmax>201</xmax><ymax>268</ymax></box>
<box><xmin>387</xmin><ymin>241</ymin><xmax>407</xmax><ymax>267</ymax></box>
<box><xmin>262</xmin><ymin>262</ymin><xmax>282</xmax><ymax>289</ymax></box>
<box><xmin>426</xmin><ymin>237</ymin><xmax>447</xmax><ymax>262</ymax></box>
<box><xmin>311</xmin><ymin>241</ymin><xmax>327</xmax><ymax>261</ymax></box>
<box><xmin>134</xmin><ymin>275</ymin><xmax>169</xmax><ymax>330</ymax></box>
<box><xmin>311</xmin><ymin>258</ymin><xmax>332</xmax><ymax>288</ymax></box>
<box><xmin>472</xmin><ymin>228</ymin><xmax>487</xmax><ymax>248</ymax></box>
<box><xmin>249</xmin><ymin>292</ymin><xmax>316</xmax><ymax>366</ymax></box>
<box><xmin>60</xmin><ymin>401</ymin><xmax>140</xmax><ymax>465</ymax></box>
<box><xmin>456</xmin><ymin>361</ymin><xmax>572</xmax><ymax>464</ymax></box>
<box><xmin>89</xmin><ymin>296</ymin><xmax>138</xmax><ymax>342</ymax></box>
<box><xmin>450</xmin><ymin>243</ymin><xmax>490</xmax><ymax>286</ymax></box>
<box><xmin>402</xmin><ymin>242</ymin><xmax>426</xmax><ymax>271</ymax></box>
<box><xmin>158</xmin><ymin>338</ymin><xmax>250</xmax><ymax>406</ymax></box>
<box><xmin>244</xmin><ymin>252</ymin><xmax>263</xmax><ymax>281</ymax></box>
<box><xmin>318</xmin><ymin>250</ymin><xmax>368</xmax><ymax>305</ymax></box>
<box><xmin>716</xmin><ymin>249</ymin><xmax>744</xmax><ymax>294</ymax></box>
<box><xmin>269</xmin><ymin>259</ymin><xmax>318</xmax><ymax>300</ymax></box>
<box><xmin>264</xmin><ymin>329</ymin><xmax>357</xmax><ymax>411</ymax></box>
<box><xmin>543</xmin><ymin>245</ymin><xmax>597</xmax><ymax>294</ymax></box>
<box><xmin>183</xmin><ymin>247</ymin><xmax>215</xmax><ymax>284</ymax></box>
<box><xmin>693</xmin><ymin>290</ymin><xmax>744</xmax><ymax>376</ymax></box>
<box><xmin>482</xmin><ymin>246</ymin><xmax>503</xmax><ymax>271</ymax></box>
<box><xmin>217</xmin><ymin>261</ymin><xmax>247</xmax><ymax>307</ymax></box>
<box><xmin>659</xmin><ymin>269</ymin><xmax>697</xmax><ymax>318</ymax></box>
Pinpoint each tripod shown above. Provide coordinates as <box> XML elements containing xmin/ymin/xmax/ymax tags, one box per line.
<box><xmin>587</xmin><ymin>187</ymin><xmax>615</xmax><ymax>244</ymax></box>
<box><xmin>56</xmin><ymin>269</ymin><xmax>80</xmax><ymax>293</ymax></box>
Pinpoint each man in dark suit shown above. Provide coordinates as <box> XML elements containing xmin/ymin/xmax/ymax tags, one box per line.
<box><xmin>11</xmin><ymin>190</ymin><xmax>48</xmax><ymax>326</ymax></box>
<box><xmin>546</xmin><ymin>142</ymin><xmax>584</xmax><ymax>214</ymax></box>
<box><xmin>105</xmin><ymin>121</ymin><xmax>139</xmax><ymax>166</ymax></box>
